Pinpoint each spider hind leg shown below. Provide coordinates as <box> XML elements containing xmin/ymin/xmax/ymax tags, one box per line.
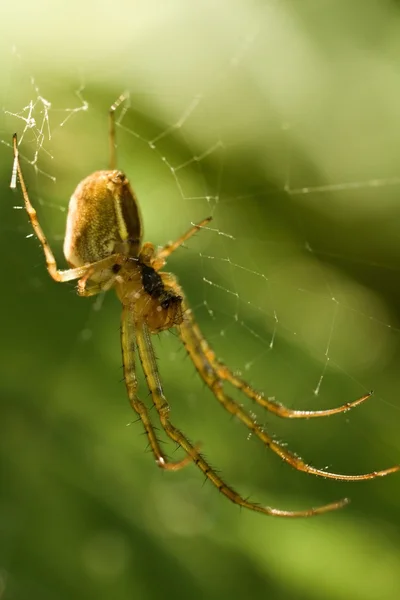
<box><xmin>175</xmin><ymin>295</ymin><xmax>400</xmax><ymax>482</ymax></box>
<box><xmin>135</xmin><ymin>321</ymin><xmax>349</xmax><ymax>518</ymax></box>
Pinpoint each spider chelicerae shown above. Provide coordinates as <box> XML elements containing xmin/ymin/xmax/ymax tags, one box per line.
<box><xmin>11</xmin><ymin>95</ymin><xmax>399</xmax><ymax>518</ymax></box>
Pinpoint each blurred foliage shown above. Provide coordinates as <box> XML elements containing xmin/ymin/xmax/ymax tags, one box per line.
<box><xmin>1</xmin><ymin>1</ymin><xmax>400</xmax><ymax>599</ymax></box>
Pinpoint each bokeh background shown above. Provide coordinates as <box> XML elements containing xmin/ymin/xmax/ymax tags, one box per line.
<box><xmin>1</xmin><ymin>1</ymin><xmax>400</xmax><ymax>599</ymax></box>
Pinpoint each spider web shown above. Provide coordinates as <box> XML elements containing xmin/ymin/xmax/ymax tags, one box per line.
<box><xmin>1</xmin><ymin>2</ymin><xmax>400</xmax><ymax>509</ymax></box>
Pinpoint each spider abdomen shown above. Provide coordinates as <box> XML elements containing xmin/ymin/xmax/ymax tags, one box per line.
<box><xmin>63</xmin><ymin>170</ymin><xmax>142</xmax><ymax>268</ymax></box>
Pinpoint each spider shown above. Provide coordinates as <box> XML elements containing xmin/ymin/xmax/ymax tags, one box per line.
<box><xmin>11</xmin><ymin>94</ymin><xmax>399</xmax><ymax>518</ymax></box>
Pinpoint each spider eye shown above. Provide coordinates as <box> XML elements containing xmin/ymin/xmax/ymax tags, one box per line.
<box><xmin>112</xmin><ymin>264</ymin><xmax>121</xmax><ymax>274</ymax></box>
<box><xmin>160</xmin><ymin>294</ymin><xmax>182</xmax><ymax>311</ymax></box>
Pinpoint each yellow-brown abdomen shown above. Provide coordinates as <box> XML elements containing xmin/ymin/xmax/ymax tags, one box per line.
<box><xmin>63</xmin><ymin>170</ymin><xmax>143</xmax><ymax>267</ymax></box>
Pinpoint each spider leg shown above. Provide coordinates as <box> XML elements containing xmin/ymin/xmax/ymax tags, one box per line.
<box><xmin>109</xmin><ymin>92</ymin><xmax>129</xmax><ymax>170</ymax></box>
<box><xmin>77</xmin><ymin>255</ymin><xmax>126</xmax><ymax>297</ymax></box>
<box><xmin>177</xmin><ymin>301</ymin><xmax>400</xmax><ymax>481</ymax></box>
<box><xmin>153</xmin><ymin>217</ymin><xmax>212</xmax><ymax>269</ymax></box>
<box><xmin>135</xmin><ymin>321</ymin><xmax>350</xmax><ymax>518</ymax></box>
<box><xmin>157</xmin><ymin>220</ymin><xmax>371</xmax><ymax>419</ymax></box>
<box><xmin>121</xmin><ymin>303</ymin><xmax>193</xmax><ymax>471</ymax></box>
<box><xmin>78</xmin><ymin>275</ymin><xmax>115</xmax><ymax>297</ymax></box>
<box><xmin>215</xmin><ymin>365</ymin><xmax>372</xmax><ymax>419</ymax></box>
<box><xmin>11</xmin><ymin>133</ymin><xmax>112</xmax><ymax>284</ymax></box>
<box><xmin>171</xmin><ymin>285</ymin><xmax>371</xmax><ymax>419</ymax></box>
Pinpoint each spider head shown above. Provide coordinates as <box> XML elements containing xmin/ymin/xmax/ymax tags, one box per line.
<box><xmin>147</xmin><ymin>289</ymin><xmax>183</xmax><ymax>333</ymax></box>
<box><xmin>139</xmin><ymin>264</ymin><xmax>183</xmax><ymax>333</ymax></box>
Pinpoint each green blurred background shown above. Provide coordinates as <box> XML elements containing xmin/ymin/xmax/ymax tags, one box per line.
<box><xmin>1</xmin><ymin>1</ymin><xmax>400</xmax><ymax>598</ymax></box>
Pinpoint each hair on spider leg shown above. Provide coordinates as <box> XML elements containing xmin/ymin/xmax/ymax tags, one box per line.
<box><xmin>201</xmin><ymin>476</ymin><xmax>211</xmax><ymax>490</ymax></box>
<box><xmin>143</xmin><ymin>441</ymin><xmax>162</xmax><ymax>457</ymax></box>
<box><xmin>201</xmin><ymin>463</ymin><xmax>223</xmax><ymax>489</ymax></box>
<box><xmin>142</xmin><ymin>433</ymin><xmax>165</xmax><ymax>451</ymax></box>
<box><xmin>171</xmin><ymin>442</ymin><xmax>189</xmax><ymax>456</ymax></box>
<box><xmin>145</xmin><ymin>429</ymin><xmax>166</xmax><ymax>445</ymax></box>
<box><xmin>127</xmin><ymin>416</ymin><xmax>143</xmax><ymax>427</ymax></box>
<box><xmin>168</xmin><ymin>327</ymin><xmax>180</xmax><ymax>339</ymax></box>
<box><xmin>148</xmin><ymin>398</ymin><xmax>159</xmax><ymax>414</ymax></box>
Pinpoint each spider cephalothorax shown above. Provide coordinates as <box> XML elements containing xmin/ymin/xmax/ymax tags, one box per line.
<box><xmin>115</xmin><ymin>259</ymin><xmax>184</xmax><ymax>334</ymax></box>
<box><xmin>139</xmin><ymin>263</ymin><xmax>183</xmax><ymax>332</ymax></box>
<box><xmin>140</xmin><ymin>263</ymin><xmax>182</xmax><ymax>312</ymax></box>
<box><xmin>11</xmin><ymin>93</ymin><xmax>399</xmax><ymax>519</ymax></box>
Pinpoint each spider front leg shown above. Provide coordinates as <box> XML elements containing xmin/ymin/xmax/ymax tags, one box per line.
<box><xmin>149</xmin><ymin>217</ymin><xmax>212</xmax><ymax>270</ymax></box>
<box><xmin>177</xmin><ymin>297</ymin><xmax>400</xmax><ymax>482</ymax></box>
<box><xmin>135</xmin><ymin>321</ymin><xmax>349</xmax><ymax>518</ymax></box>
<box><xmin>121</xmin><ymin>303</ymin><xmax>194</xmax><ymax>471</ymax></box>
<box><xmin>11</xmin><ymin>134</ymin><xmax>95</xmax><ymax>284</ymax></box>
